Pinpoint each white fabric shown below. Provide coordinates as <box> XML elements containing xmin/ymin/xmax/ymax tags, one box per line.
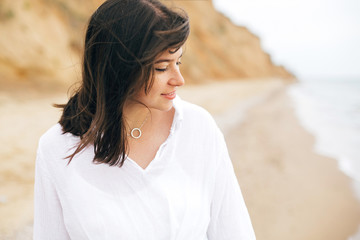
<box><xmin>33</xmin><ymin>96</ymin><xmax>256</xmax><ymax>240</ymax></box>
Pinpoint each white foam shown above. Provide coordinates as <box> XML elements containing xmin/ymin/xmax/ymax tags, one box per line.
<box><xmin>288</xmin><ymin>80</ymin><xmax>360</xmax><ymax>239</ymax></box>
<box><xmin>349</xmin><ymin>226</ymin><xmax>360</xmax><ymax>240</ymax></box>
<box><xmin>288</xmin><ymin>80</ymin><xmax>360</xmax><ymax>203</ymax></box>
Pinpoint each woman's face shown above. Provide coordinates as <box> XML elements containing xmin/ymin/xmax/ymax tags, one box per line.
<box><xmin>133</xmin><ymin>47</ymin><xmax>185</xmax><ymax>111</ymax></box>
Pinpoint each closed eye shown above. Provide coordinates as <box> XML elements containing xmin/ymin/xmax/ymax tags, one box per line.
<box><xmin>155</xmin><ymin>68</ymin><xmax>167</xmax><ymax>72</ymax></box>
<box><xmin>155</xmin><ymin>61</ymin><xmax>182</xmax><ymax>72</ymax></box>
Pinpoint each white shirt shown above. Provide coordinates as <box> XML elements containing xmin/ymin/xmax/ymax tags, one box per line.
<box><xmin>33</xmin><ymin>96</ymin><xmax>256</xmax><ymax>240</ymax></box>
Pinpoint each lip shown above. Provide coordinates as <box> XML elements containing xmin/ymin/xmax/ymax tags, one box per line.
<box><xmin>161</xmin><ymin>91</ymin><xmax>176</xmax><ymax>100</ymax></box>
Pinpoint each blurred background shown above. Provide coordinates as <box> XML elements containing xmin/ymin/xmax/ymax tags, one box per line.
<box><xmin>0</xmin><ymin>0</ymin><xmax>359</xmax><ymax>239</ymax></box>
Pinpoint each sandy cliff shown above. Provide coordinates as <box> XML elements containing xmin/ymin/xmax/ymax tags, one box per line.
<box><xmin>0</xmin><ymin>0</ymin><xmax>294</xmax><ymax>86</ymax></box>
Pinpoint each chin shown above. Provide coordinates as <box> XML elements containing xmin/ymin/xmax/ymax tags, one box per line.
<box><xmin>152</xmin><ymin>101</ymin><xmax>174</xmax><ymax>112</ymax></box>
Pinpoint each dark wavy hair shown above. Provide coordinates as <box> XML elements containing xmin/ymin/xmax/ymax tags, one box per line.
<box><xmin>56</xmin><ymin>0</ymin><xmax>190</xmax><ymax>167</ymax></box>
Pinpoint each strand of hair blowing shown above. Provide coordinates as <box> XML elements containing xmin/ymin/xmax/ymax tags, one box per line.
<box><xmin>56</xmin><ymin>0</ymin><xmax>189</xmax><ymax>167</ymax></box>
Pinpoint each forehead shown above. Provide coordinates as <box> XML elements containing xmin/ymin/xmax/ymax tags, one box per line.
<box><xmin>156</xmin><ymin>47</ymin><xmax>183</xmax><ymax>60</ymax></box>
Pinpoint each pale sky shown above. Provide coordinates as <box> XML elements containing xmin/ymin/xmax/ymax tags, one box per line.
<box><xmin>213</xmin><ymin>0</ymin><xmax>360</xmax><ymax>80</ymax></box>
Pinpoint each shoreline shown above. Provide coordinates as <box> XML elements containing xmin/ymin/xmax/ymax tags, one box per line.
<box><xmin>232</xmin><ymin>90</ymin><xmax>360</xmax><ymax>240</ymax></box>
<box><xmin>1</xmin><ymin>78</ymin><xmax>359</xmax><ymax>239</ymax></box>
<box><xmin>287</xmin><ymin>82</ymin><xmax>360</xmax><ymax>206</ymax></box>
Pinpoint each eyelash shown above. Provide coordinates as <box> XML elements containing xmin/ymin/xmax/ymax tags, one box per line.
<box><xmin>155</xmin><ymin>61</ymin><xmax>182</xmax><ymax>72</ymax></box>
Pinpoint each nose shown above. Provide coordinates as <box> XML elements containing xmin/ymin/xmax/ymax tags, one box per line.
<box><xmin>169</xmin><ymin>67</ymin><xmax>185</xmax><ymax>87</ymax></box>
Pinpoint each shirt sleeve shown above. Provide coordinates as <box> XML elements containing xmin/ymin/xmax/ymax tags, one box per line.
<box><xmin>33</xmin><ymin>146</ymin><xmax>71</xmax><ymax>240</ymax></box>
<box><xmin>207</xmin><ymin>133</ymin><xmax>256</xmax><ymax>240</ymax></box>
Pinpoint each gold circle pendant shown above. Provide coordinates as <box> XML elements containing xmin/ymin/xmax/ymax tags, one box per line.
<box><xmin>130</xmin><ymin>128</ymin><xmax>142</xmax><ymax>139</ymax></box>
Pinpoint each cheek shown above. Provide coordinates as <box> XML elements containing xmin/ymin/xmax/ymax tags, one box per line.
<box><xmin>136</xmin><ymin>87</ymin><xmax>158</xmax><ymax>103</ymax></box>
<box><xmin>148</xmin><ymin>79</ymin><xmax>163</xmax><ymax>95</ymax></box>
<box><xmin>136</xmin><ymin>76</ymin><xmax>166</xmax><ymax>103</ymax></box>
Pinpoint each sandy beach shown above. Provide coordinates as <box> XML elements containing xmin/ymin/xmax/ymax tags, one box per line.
<box><xmin>1</xmin><ymin>79</ymin><xmax>360</xmax><ymax>239</ymax></box>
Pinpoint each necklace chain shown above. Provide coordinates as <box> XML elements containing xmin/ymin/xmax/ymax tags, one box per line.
<box><xmin>129</xmin><ymin>112</ymin><xmax>149</xmax><ymax>139</ymax></box>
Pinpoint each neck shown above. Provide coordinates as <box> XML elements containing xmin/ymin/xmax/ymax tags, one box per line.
<box><xmin>123</xmin><ymin>100</ymin><xmax>175</xmax><ymax>139</ymax></box>
<box><xmin>123</xmin><ymin>101</ymin><xmax>150</xmax><ymax>129</ymax></box>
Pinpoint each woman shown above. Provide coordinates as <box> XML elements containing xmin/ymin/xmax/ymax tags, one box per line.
<box><xmin>33</xmin><ymin>0</ymin><xmax>256</xmax><ymax>239</ymax></box>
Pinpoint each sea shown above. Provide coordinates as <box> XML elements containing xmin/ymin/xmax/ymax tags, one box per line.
<box><xmin>288</xmin><ymin>78</ymin><xmax>360</xmax><ymax>239</ymax></box>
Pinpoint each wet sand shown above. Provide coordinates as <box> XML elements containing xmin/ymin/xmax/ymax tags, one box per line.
<box><xmin>1</xmin><ymin>79</ymin><xmax>359</xmax><ymax>239</ymax></box>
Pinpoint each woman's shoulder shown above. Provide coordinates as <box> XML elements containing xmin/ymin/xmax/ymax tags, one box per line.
<box><xmin>176</xmin><ymin>97</ymin><xmax>222</xmax><ymax>137</ymax></box>
<box><xmin>38</xmin><ymin>123</ymin><xmax>78</xmax><ymax>154</ymax></box>
<box><xmin>36</xmin><ymin>123</ymin><xmax>79</xmax><ymax>172</ymax></box>
<box><xmin>179</xmin><ymin>98</ymin><xmax>216</xmax><ymax>123</ymax></box>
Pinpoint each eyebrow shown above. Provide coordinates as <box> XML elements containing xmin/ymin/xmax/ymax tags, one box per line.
<box><xmin>154</xmin><ymin>53</ymin><xmax>183</xmax><ymax>64</ymax></box>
